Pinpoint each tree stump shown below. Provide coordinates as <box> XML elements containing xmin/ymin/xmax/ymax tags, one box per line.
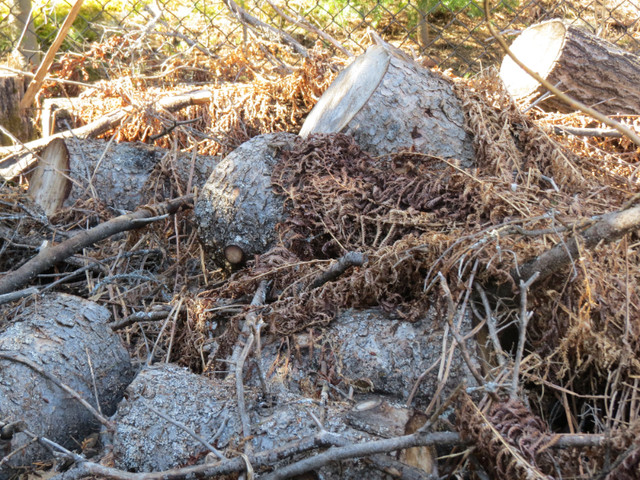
<box><xmin>300</xmin><ymin>43</ymin><xmax>474</xmax><ymax>167</ymax></box>
<box><xmin>500</xmin><ymin>19</ymin><xmax>640</xmax><ymax>116</ymax></box>
<box><xmin>195</xmin><ymin>132</ymin><xmax>299</xmax><ymax>266</ymax></box>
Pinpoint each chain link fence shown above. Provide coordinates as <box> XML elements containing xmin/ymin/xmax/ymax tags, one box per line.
<box><xmin>1</xmin><ymin>0</ymin><xmax>639</xmax><ymax>76</ymax></box>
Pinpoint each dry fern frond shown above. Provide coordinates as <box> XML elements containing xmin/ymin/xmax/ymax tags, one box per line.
<box><xmin>457</xmin><ymin>393</ymin><xmax>554</xmax><ymax>479</ymax></box>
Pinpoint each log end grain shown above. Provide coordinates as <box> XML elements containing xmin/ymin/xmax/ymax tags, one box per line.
<box><xmin>500</xmin><ymin>19</ymin><xmax>640</xmax><ymax>115</ymax></box>
<box><xmin>500</xmin><ymin>20</ymin><xmax>567</xmax><ymax>98</ymax></box>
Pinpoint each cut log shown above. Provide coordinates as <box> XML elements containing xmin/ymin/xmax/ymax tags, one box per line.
<box><xmin>300</xmin><ymin>43</ymin><xmax>474</xmax><ymax>167</ymax></box>
<box><xmin>500</xmin><ymin>19</ymin><xmax>640</xmax><ymax>116</ymax></box>
<box><xmin>110</xmin><ymin>364</ymin><xmax>238</xmax><ymax>472</ymax></box>
<box><xmin>109</xmin><ymin>363</ymin><xmax>403</xmax><ymax>478</ymax></box>
<box><xmin>0</xmin><ymin>74</ymin><xmax>33</xmax><ymax>144</ymax></box>
<box><xmin>0</xmin><ymin>293</ymin><xmax>134</xmax><ymax>477</ymax></box>
<box><xmin>27</xmin><ymin>137</ymin><xmax>71</xmax><ymax>216</ymax></box>
<box><xmin>195</xmin><ymin>132</ymin><xmax>299</xmax><ymax>265</ymax></box>
<box><xmin>254</xmin><ymin>308</ymin><xmax>479</xmax><ymax>404</ymax></box>
<box><xmin>13</xmin><ymin>139</ymin><xmax>219</xmax><ymax>212</ymax></box>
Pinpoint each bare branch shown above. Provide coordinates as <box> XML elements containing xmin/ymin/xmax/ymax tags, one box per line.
<box><xmin>510</xmin><ymin>272</ymin><xmax>540</xmax><ymax>398</ymax></box>
<box><xmin>0</xmin><ymin>194</ymin><xmax>193</xmax><ymax>296</ymax></box>
<box><xmin>513</xmin><ymin>205</ymin><xmax>640</xmax><ymax>286</ymax></box>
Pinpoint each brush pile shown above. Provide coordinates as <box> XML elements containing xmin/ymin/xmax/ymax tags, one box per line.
<box><xmin>1</xmin><ymin>30</ymin><xmax>639</xmax><ymax>479</ymax></box>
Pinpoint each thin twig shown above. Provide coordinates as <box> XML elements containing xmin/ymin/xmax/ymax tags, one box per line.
<box><xmin>436</xmin><ymin>272</ymin><xmax>488</xmax><ymax>391</ymax></box>
<box><xmin>235</xmin><ymin>280</ymin><xmax>270</xmax><ymax>450</ymax></box>
<box><xmin>222</xmin><ymin>0</ymin><xmax>308</xmax><ymax>58</ymax></box>
<box><xmin>510</xmin><ymin>272</ymin><xmax>540</xmax><ymax>398</ymax></box>
<box><xmin>260</xmin><ymin>431</ymin><xmax>462</xmax><ymax>480</ymax></box>
<box><xmin>264</xmin><ymin>0</ymin><xmax>353</xmax><ymax>57</ymax></box>
<box><xmin>149</xmin><ymin>406</ymin><xmax>225</xmax><ymax>460</ymax></box>
<box><xmin>475</xmin><ymin>284</ymin><xmax>508</xmax><ymax>367</ymax></box>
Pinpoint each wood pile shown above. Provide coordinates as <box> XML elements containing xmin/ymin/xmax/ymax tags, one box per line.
<box><xmin>1</xmin><ymin>23</ymin><xmax>640</xmax><ymax>480</ymax></box>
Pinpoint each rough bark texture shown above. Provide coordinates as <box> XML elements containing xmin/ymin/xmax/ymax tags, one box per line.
<box><xmin>109</xmin><ymin>363</ymin><xmax>391</xmax><ymax>478</ymax></box>
<box><xmin>18</xmin><ymin>139</ymin><xmax>217</xmax><ymax>212</ymax></box>
<box><xmin>0</xmin><ymin>293</ymin><xmax>134</xmax><ymax>478</ymax></box>
<box><xmin>110</xmin><ymin>364</ymin><xmax>239</xmax><ymax>472</ymax></box>
<box><xmin>500</xmin><ymin>19</ymin><xmax>640</xmax><ymax>116</ymax></box>
<box><xmin>254</xmin><ymin>308</ymin><xmax>478</xmax><ymax>404</ymax></box>
<box><xmin>300</xmin><ymin>44</ymin><xmax>474</xmax><ymax>167</ymax></box>
<box><xmin>195</xmin><ymin>132</ymin><xmax>299</xmax><ymax>265</ymax></box>
<box><xmin>0</xmin><ymin>74</ymin><xmax>32</xmax><ymax>144</ymax></box>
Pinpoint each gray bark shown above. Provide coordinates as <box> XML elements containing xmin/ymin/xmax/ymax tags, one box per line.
<box><xmin>9</xmin><ymin>139</ymin><xmax>218</xmax><ymax>212</ymax></box>
<box><xmin>300</xmin><ymin>43</ymin><xmax>474</xmax><ymax>167</ymax></box>
<box><xmin>110</xmin><ymin>364</ymin><xmax>239</xmax><ymax>472</ymax></box>
<box><xmin>109</xmin><ymin>363</ymin><xmax>388</xmax><ymax>478</ymax></box>
<box><xmin>254</xmin><ymin>308</ymin><xmax>479</xmax><ymax>405</ymax></box>
<box><xmin>0</xmin><ymin>293</ymin><xmax>134</xmax><ymax>478</ymax></box>
<box><xmin>195</xmin><ymin>132</ymin><xmax>299</xmax><ymax>265</ymax></box>
<box><xmin>500</xmin><ymin>19</ymin><xmax>640</xmax><ymax>116</ymax></box>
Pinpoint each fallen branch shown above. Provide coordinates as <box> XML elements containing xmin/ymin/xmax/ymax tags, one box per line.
<box><xmin>0</xmin><ymin>90</ymin><xmax>213</xmax><ymax>178</ymax></box>
<box><xmin>260</xmin><ymin>431</ymin><xmax>462</xmax><ymax>480</ymax></box>
<box><xmin>0</xmin><ymin>195</ymin><xmax>194</xmax><ymax>296</ymax></box>
<box><xmin>307</xmin><ymin>251</ymin><xmax>366</xmax><ymax>291</ymax></box>
<box><xmin>513</xmin><ymin>205</ymin><xmax>640</xmax><ymax>286</ymax></box>
<box><xmin>510</xmin><ymin>271</ymin><xmax>540</xmax><ymax>398</ymax></box>
<box><xmin>50</xmin><ymin>431</ymin><xmax>347</xmax><ymax>480</ymax></box>
<box><xmin>552</xmin><ymin>125</ymin><xmax>623</xmax><ymax>138</ymax></box>
<box><xmin>0</xmin><ymin>287</ymin><xmax>39</xmax><ymax>305</ymax></box>
<box><xmin>222</xmin><ymin>0</ymin><xmax>308</xmax><ymax>58</ymax></box>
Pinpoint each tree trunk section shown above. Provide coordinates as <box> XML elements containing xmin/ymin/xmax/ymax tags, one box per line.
<box><xmin>11</xmin><ymin>139</ymin><xmax>219</xmax><ymax>212</ymax></box>
<box><xmin>0</xmin><ymin>293</ymin><xmax>134</xmax><ymax>477</ymax></box>
<box><xmin>500</xmin><ymin>19</ymin><xmax>640</xmax><ymax>116</ymax></box>
<box><xmin>0</xmin><ymin>74</ymin><xmax>32</xmax><ymax>144</ymax></box>
<box><xmin>300</xmin><ymin>43</ymin><xmax>474</xmax><ymax>168</ymax></box>
<box><xmin>195</xmin><ymin>132</ymin><xmax>299</xmax><ymax>266</ymax></box>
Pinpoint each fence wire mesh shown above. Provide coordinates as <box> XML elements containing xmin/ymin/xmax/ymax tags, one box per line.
<box><xmin>1</xmin><ymin>0</ymin><xmax>639</xmax><ymax>78</ymax></box>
